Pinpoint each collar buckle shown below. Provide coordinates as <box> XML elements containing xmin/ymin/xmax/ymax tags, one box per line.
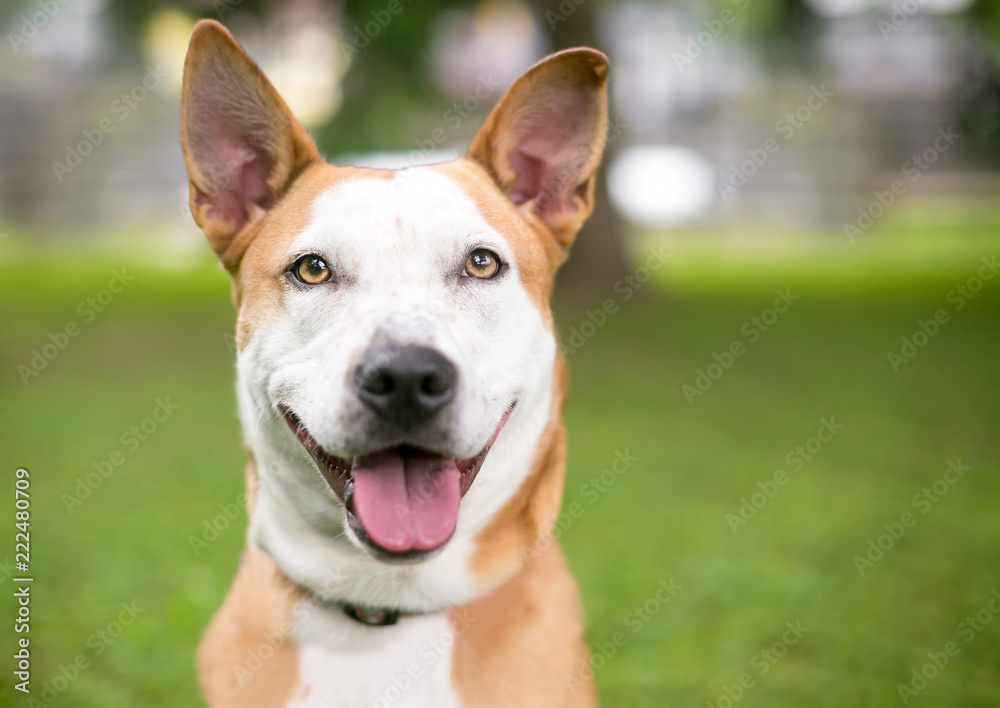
<box><xmin>343</xmin><ymin>603</ymin><xmax>400</xmax><ymax>626</ymax></box>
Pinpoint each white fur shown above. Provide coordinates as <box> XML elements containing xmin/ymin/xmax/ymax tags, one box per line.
<box><xmin>234</xmin><ymin>167</ymin><xmax>556</xmax><ymax>701</ymax></box>
<box><xmin>286</xmin><ymin>599</ymin><xmax>462</xmax><ymax>708</ymax></box>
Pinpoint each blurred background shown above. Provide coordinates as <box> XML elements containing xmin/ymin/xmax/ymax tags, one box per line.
<box><xmin>1</xmin><ymin>0</ymin><xmax>998</xmax><ymax>706</ymax></box>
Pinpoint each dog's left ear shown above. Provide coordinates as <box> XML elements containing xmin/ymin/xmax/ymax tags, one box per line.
<box><xmin>181</xmin><ymin>19</ymin><xmax>320</xmax><ymax>269</ymax></box>
<box><xmin>467</xmin><ymin>48</ymin><xmax>608</xmax><ymax>253</ymax></box>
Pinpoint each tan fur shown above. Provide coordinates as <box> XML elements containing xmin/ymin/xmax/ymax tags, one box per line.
<box><xmin>197</xmin><ymin>544</ymin><xmax>304</xmax><ymax>707</ymax></box>
<box><xmin>450</xmin><ymin>542</ymin><xmax>595</xmax><ymax>708</ymax></box>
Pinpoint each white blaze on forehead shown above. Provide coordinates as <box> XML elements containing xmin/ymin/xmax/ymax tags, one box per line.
<box><xmin>290</xmin><ymin>168</ymin><xmax>516</xmax><ymax>286</ymax></box>
<box><xmin>262</xmin><ymin>165</ymin><xmax>542</xmax><ymax>458</ymax></box>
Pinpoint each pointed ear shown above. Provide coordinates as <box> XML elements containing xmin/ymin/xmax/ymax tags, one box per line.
<box><xmin>180</xmin><ymin>20</ymin><xmax>320</xmax><ymax>268</ymax></box>
<box><xmin>467</xmin><ymin>48</ymin><xmax>608</xmax><ymax>252</ymax></box>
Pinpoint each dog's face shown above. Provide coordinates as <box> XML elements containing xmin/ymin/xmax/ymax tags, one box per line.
<box><xmin>235</xmin><ymin>165</ymin><xmax>558</xmax><ymax>562</ymax></box>
<box><xmin>181</xmin><ymin>20</ymin><xmax>607</xmax><ymax>606</ymax></box>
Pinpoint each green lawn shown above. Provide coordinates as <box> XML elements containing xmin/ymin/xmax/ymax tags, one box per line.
<box><xmin>1</xmin><ymin>229</ymin><xmax>998</xmax><ymax>707</ymax></box>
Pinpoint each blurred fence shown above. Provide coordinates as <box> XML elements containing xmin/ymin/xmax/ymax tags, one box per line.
<box><xmin>1</xmin><ymin>0</ymin><xmax>998</xmax><ymax>241</ymax></box>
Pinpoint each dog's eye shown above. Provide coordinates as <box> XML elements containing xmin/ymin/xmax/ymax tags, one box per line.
<box><xmin>293</xmin><ymin>255</ymin><xmax>331</xmax><ymax>285</ymax></box>
<box><xmin>464</xmin><ymin>249</ymin><xmax>500</xmax><ymax>279</ymax></box>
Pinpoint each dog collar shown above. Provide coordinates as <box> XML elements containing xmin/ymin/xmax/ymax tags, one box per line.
<box><xmin>341</xmin><ymin>603</ymin><xmax>401</xmax><ymax>626</ymax></box>
<box><xmin>284</xmin><ymin>571</ymin><xmax>411</xmax><ymax>627</ymax></box>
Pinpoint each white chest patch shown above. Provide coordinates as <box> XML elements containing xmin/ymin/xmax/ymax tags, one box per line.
<box><xmin>287</xmin><ymin>600</ymin><xmax>462</xmax><ymax>708</ymax></box>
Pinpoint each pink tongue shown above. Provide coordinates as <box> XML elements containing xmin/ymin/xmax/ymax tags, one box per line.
<box><xmin>351</xmin><ymin>451</ymin><xmax>461</xmax><ymax>553</ymax></box>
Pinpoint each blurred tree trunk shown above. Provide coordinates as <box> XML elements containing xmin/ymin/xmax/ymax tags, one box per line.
<box><xmin>530</xmin><ymin>0</ymin><xmax>630</xmax><ymax>296</ymax></box>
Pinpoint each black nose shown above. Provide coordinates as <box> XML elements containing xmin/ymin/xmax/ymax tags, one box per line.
<box><xmin>356</xmin><ymin>345</ymin><xmax>457</xmax><ymax>428</ymax></box>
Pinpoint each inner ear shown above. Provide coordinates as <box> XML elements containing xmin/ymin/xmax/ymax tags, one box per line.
<box><xmin>507</xmin><ymin>100</ymin><xmax>594</xmax><ymax>212</ymax></box>
<box><xmin>181</xmin><ymin>20</ymin><xmax>319</xmax><ymax>266</ymax></box>
<box><xmin>188</xmin><ymin>111</ymin><xmax>277</xmax><ymax>226</ymax></box>
<box><xmin>467</xmin><ymin>48</ymin><xmax>608</xmax><ymax>251</ymax></box>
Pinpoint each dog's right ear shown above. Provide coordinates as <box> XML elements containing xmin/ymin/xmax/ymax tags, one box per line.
<box><xmin>181</xmin><ymin>19</ymin><xmax>320</xmax><ymax>269</ymax></box>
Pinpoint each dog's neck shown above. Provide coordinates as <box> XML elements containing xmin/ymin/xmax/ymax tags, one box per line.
<box><xmin>297</xmin><ymin>582</ymin><xmax>413</xmax><ymax>627</ymax></box>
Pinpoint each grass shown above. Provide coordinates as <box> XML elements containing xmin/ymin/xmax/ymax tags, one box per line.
<box><xmin>1</xmin><ymin>226</ymin><xmax>998</xmax><ymax>707</ymax></box>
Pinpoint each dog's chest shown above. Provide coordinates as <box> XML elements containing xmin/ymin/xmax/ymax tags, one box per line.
<box><xmin>286</xmin><ymin>600</ymin><xmax>462</xmax><ymax>708</ymax></box>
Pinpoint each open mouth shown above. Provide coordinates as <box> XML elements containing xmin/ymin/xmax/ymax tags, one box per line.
<box><xmin>279</xmin><ymin>404</ymin><xmax>512</xmax><ymax>561</ymax></box>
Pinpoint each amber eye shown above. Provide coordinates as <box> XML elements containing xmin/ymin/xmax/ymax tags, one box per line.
<box><xmin>464</xmin><ymin>249</ymin><xmax>500</xmax><ymax>279</ymax></box>
<box><xmin>293</xmin><ymin>255</ymin><xmax>331</xmax><ymax>285</ymax></box>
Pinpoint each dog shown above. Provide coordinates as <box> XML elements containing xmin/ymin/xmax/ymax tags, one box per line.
<box><xmin>180</xmin><ymin>19</ymin><xmax>608</xmax><ymax>707</ymax></box>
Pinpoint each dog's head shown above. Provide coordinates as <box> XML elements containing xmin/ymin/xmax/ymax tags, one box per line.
<box><xmin>181</xmin><ymin>20</ymin><xmax>607</xmax><ymax>606</ymax></box>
